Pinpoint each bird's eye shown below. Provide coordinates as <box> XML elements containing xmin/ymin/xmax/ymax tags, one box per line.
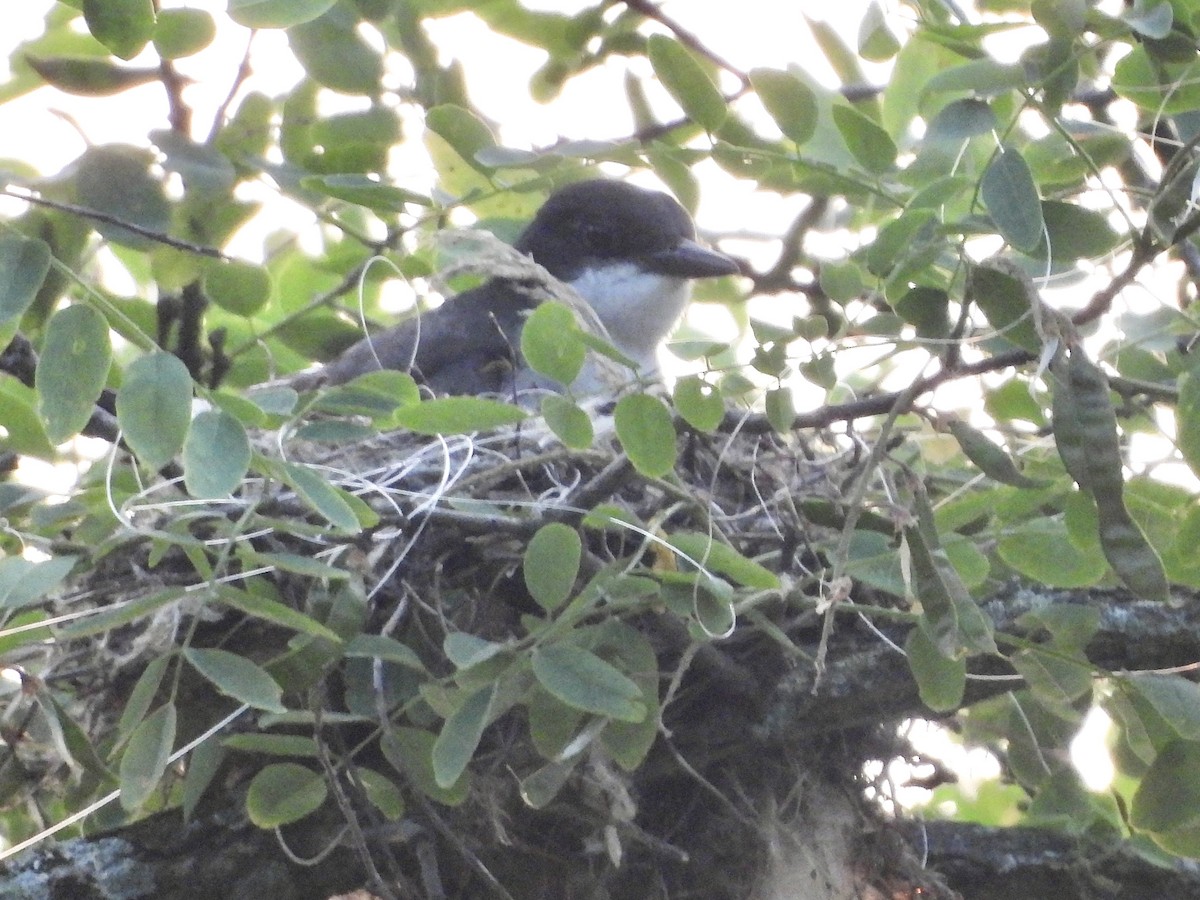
<box><xmin>577</xmin><ymin>220</ymin><xmax>621</xmax><ymax>256</ymax></box>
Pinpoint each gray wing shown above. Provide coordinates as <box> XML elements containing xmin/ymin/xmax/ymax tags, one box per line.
<box><xmin>319</xmin><ymin>281</ymin><xmax>533</xmax><ymax>395</ymax></box>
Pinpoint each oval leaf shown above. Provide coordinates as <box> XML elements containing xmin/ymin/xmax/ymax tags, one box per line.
<box><xmin>184</xmin><ymin>648</ymin><xmax>287</xmax><ymax>713</ymax></box>
<box><xmin>906</xmin><ymin>625</ymin><xmax>966</xmax><ymax>713</ymax></box>
<box><xmin>947</xmin><ymin>419</ymin><xmax>1045</xmax><ymax>488</ymax></box>
<box><xmin>116</xmin><ymin>352</ymin><xmax>192</xmax><ymax>471</ymax></box>
<box><xmin>1131</xmin><ymin>739</ymin><xmax>1200</xmax><ymax>833</ymax></box>
<box><xmin>0</xmin><ymin>236</ymin><xmax>51</xmax><ymax>326</ymax></box>
<box><xmin>228</xmin><ymin>0</ymin><xmax>337</xmax><ymax>29</ymax></box>
<box><xmin>531</xmin><ymin>643</ymin><xmax>645</xmax><ymax>723</ymax></box>
<box><xmin>647</xmin><ymin>35</ymin><xmax>726</xmax><ymax>132</ymax></box>
<box><xmin>392</xmin><ymin>397</ymin><xmax>526</xmax><ymax>435</ymax></box>
<box><xmin>432</xmin><ymin>684</ymin><xmax>494</xmax><ymax>789</ymax></box>
<box><xmin>981</xmin><ymin>148</ymin><xmax>1044</xmax><ymax>252</ymax></box>
<box><xmin>75</xmin><ymin>145</ymin><xmax>171</xmax><ymax>250</ymax></box>
<box><xmin>673</xmin><ymin>375</ymin><xmax>724</xmax><ymax>432</ymax></box>
<box><xmin>183</xmin><ymin>409</ymin><xmax>251</xmax><ymax>498</ymax></box>
<box><xmin>749</xmin><ymin>68</ymin><xmax>817</xmax><ymax>144</ymax></box>
<box><xmin>521</xmin><ymin>302</ymin><xmax>585</xmax><ymax>387</ymax></box>
<box><xmin>153</xmin><ymin>8</ymin><xmax>217</xmax><ymax>59</ymax></box>
<box><xmin>0</xmin><ymin>555</ymin><xmax>78</xmax><ymax>611</ymax></box>
<box><xmin>614</xmin><ymin>394</ymin><xmax>677</xmax><ymax>478</ymax></box>
<box><xmin>119</xmin><ymin>703</ymin><xmax>176</xmax><ymax>811</ymax></box>
<box><xmin>524</xmin><ymin>523</ymin><xmax>582</xmax><ymax>612</ymax></box>
<box><xmin>36</xmin><ymin>305</ymin><xmax>112</xmax><ymax>444</ymax></box>
<box><xmin>541</xmin><ymin>394</ymin><xmax>594</xmax><ymax>449</ymax></box>
<box><xmin>246</xmin><ymin>763</ymin><xmax>328</xmax><ymax>828</ymax></box>
<box><xmin>83</xmin><ymin>0</ymin><xmax>155</xmax><ymax>60</ymax></box>
<box><xmin>832</xmin><ymin>105</ymin><xmax>897</xmax><ymax>174</ymax></box>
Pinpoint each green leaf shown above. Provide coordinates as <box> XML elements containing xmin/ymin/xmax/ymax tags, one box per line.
<box><xmin>968</xmin><ymin>263</ymin><xmax>1042</xmax><ymax>353</ymax></box>
<box><xmin>0</xmin><ymin>236</ymin><xmax>51</xmax><ymax>325</ymax></box>
<box><xmin>1131</xmin><ymin>739</ymin><xmax>1200</xmax><ymax>833</ymax></box>
<box><xmin>152</xmin><ymin>130</ymin><xmax>237</xmax><ymax>197</ymax></box>
<box><xmin>858</xmin><ymin>1</ymin><xmax>901</xmax><ymax>61</ymax></box>
<box><xmin>647</xmin><ymin>35</ymin><xmax>726</xmax><ymax>132</ymax></box>
<box><xmin>765</xmin><ymin>386</ymin><xmax>796</xmax><ymax>433</ymax></box>
<box><xmin>1036</xmin><ymin>201</ymin><xmax>1121</xmax><ymax>263</ymax></box>
<box><xmin>184</xmin><ymin>648</ymin><xmax>287</xmax><ymax>713</ymax></box>
<box><xmin>1178</xmin><ymin>368</ymin><xmax>1200</xmax><ymax>478</ymax></box>
<box><xmin>524</xmin><ymin>523</ymin><xmax>582</xmax><ymax>612</ymax></box>
<box><xmin>946</xmin><ymin>420</ymin><xmax>1046</xmax><ymax>488</ymax></box>
<box><xmin>926</xmin><ymin>99</ymin><xmax>998</xmax><ymax>143</ymax></box>
<box><xmin>392</xmin><ymin>397</ymin><xmax>527</xmax><ymax>435</ymax></box>
<box><xmin>216</xmin><ymin>586</ymin><xmax>343</xmax><ymax>643</ymax></box>
<box><xmin>116</xmin><ymin>352</ymin><xmax>192</xmax><ymax>471</ymax></box>
<box><xmin>0</xmin><ymin>555</ymin><xmax>78</xmax><ymax>611</ymax></box>
<box><xmin>531</xmin><ymin>643</ymin><xmax>645</xmax><ymax>722</ymax></box>
<box><xmin>182</xmin><ymin>740</ymin><xmax>224</xmax><ymax>821</ymax></box>
<box><xmin>667</xmin><ymin>532</ymin><xmax>779</xmax><ymax>589</ymax></box>
<box><xmin>183</xmin><ymin>409</ymin><xmax>251</xmax><ymax>498</ymax></box>
<box><xmin>749</xmin><ymin>68</ymin><xmax>817</xmax><ymax>144</ymax></box>
<box><xmin>1125</xmin><ymin>0</ymin><xmax>1174</xmax><ymax>39</ymax></box>
<box><xmin>116</xmin><ymin>655</ymin><xmax>170</xmax><ymax>741</ymax></box>
<box><xmin>614</xmin><ymin>394</ymin><xmax>677</xmax><ymax>478</ymax></box>
<box><xmin>201</xmin><ymin>259</ymin><xmax>272</xmax><ymax>318</ymax></box>
<box><xmin>357</xmin><ymin>768</ymin><xmax>405</xmax><ymax>821</ymax></box>
<box><xmin>981</xmin><ymin>148</ymin><xmax>1044</xmax><ymax>252</ymax></box>
<box><xmin>522</xmin><ymin>302</ymin><xmax>586</xmax><ymax>386</ymax></box>
<box><xmin>26</xmin><ymin>56</ymin><xmax>161</xmax><ymax>96</ymax></box>
<box><xmin>269</xmin><ymin>459</ymin><xmax>365</xmax><ymax>532</ymax></box>
<box><xmin>36</xmin><ymin>305</ymin><xmax>111</xmax><ymax>444</ymax></box>
<box><xmin>672</xmin><ymin>375</ymin><xmax>724</xmax><ymax>432</ymax></box>
<box><xmin>432</xmin><ymin>684</ymin><xmax>494</xmax><ymax>789</ymax></box>
<box><xmin>924</xmin><ymin>59</ymin><xmax>1029</xmax><ymax>95</ymax></box>
<box><xmin>119</xmin><ymin>703</ymin><xmax>176</xmax><ymax>811</ymax></box>
<box><xmin>541</xmin><ymin>395</ymin><xmax>593</xmax><ymax>449</ymax></box>
<box><xmin>74</xmin><ymin>145</ymin><xmax>172</xmax><ymax>250</ymax></box>
<box><xmin>1011</xmin><ymin>648</ymin><xmax>1093</xmax><ymax>720</ymax></box>
<box><xmin>246</xmin><ymin>763</ymin><xmax>328</xmax><ymax>828</ymax></box>
<box><xmin>380</xmin><ymin>727</ymin><xmax>468</xmax><ymax>805</ymax></box>
<box><xmin>300</xmin><ymin>174</ymin><xmax>430</xmax><ymax>212</ymax></box>
<box><xmin>83</xmin><ymin>0</ymin><xmax>154</xmax><ymax>60</ymax></box>
<box><xmin>831</xmin><ymin>105</ymin><xmax>896</xmax><ymax>174</ymax></box>
<box><xmin>906</xmin><ymin>625</ymin><xmax>966</xmax><ymax>712</ymax></box>
<box><xmin>228</xmin><ymin>0</ymin><xmax>337</xmax><ymax>29</ymax></box>
<box><xmin>153</xmin><ymin>8</ymin><xmax>216</xmax><ymax>59</ymax></box>
<box><xmin>344</xmin><ymin>634</ymin><xmax>426</xmax><ymax>670</ymax></box>
<box><xmin>519</xmin><ymin>758</ymin><xmax>578</xmax><ymax>809</ymax></box>
<box><xmin>224</xmin><ymin>734</ymin><xmax>319</xmax><ymax>757</ymax></box>
<box><xmin>288</xmin><ymin>5</ymin><xmax>383</xmax><ymax>95</ymax></box>
<box><xmin>443</xmin><ymin>633</ymin><xmax>505</xmax><ymax>670</ymax></box>
<box><xmin>997</xmin><ymin>520</ymin><xmax>1106</xmax><ymax>587</ymax></box>
<box><xmin>1127</xmin><ymin>674</ymin><xmax>1200</xmax><ymax>740</ymax></box>
<box><xmin>425</xmin><ymin>105</ymin><xmax>498</xmax><ymax>173</ymax></box>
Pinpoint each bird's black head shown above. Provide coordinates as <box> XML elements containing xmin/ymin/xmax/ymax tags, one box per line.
<box><xmin>514</xmin><ymin>180</ymin><xmax>739</xmax><ymax>282</ymax></box>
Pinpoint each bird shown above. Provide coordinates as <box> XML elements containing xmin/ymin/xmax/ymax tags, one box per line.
<box><xmin>312</xmin><ymin>179</ymin><xmax>739</xmax><ymax>397</ymax></box>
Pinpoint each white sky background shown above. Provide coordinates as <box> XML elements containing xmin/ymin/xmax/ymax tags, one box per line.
<box><xmin>0</xmin><ymin>1</ymin><xmax>1120</xmax><ymax>803</ymax></box>
<box><xmin>0</xmin><ymin>1</ymin><xmax>884</xmax><ymax>365</ymax></box>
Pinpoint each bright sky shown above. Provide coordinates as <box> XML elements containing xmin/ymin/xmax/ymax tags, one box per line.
<box><xmin>0</xmin><ymin>2</ymin><xmax>876</xmax><ymax>243</ymax></box>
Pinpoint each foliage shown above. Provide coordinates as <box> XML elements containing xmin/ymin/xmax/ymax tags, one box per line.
<box><xmin>2</xmin><ymin>0</ymin><xmax>1200</xmax><ymax>895</ymax></box>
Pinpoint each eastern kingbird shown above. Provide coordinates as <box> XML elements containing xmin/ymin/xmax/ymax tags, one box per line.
<box><xmin>313</xmin><ymin>179</ymin><xmax>739</xmax><ymax>397</ymax></box>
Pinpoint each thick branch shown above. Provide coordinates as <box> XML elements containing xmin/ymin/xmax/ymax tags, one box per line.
<box><xmin>907</xmin><ymin>820</ymin><xmax>1200</xmax><ymax>900</ymax></box>
<box><xmin>762</xmin><ymin>584</ymin><xmax>1200</xmax><ymax>741</ymax></box>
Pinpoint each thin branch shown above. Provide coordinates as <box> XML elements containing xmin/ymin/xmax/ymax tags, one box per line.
<box><xmin>0</xmin><ymin>187</ymin><xmax>228</xmax><ymax>259</ymax></box>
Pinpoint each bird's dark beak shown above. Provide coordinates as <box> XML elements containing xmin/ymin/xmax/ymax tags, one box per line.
<box><xmin>646</xmin><ymin>238</ymin><xmax>740</xmax><ymax>278</ymax></box>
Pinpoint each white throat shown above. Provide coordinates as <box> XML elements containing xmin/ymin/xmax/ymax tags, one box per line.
<box><xmin>568</xmin><ymin>262</ymin><xmax>691</xmax><ymax>376</ymax></box>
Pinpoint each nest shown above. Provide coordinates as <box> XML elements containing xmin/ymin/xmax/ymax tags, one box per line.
<box><xmin>26</xmin><ymin>240</ymin><xmax>945</xmax><ymax>897</ymax></box>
